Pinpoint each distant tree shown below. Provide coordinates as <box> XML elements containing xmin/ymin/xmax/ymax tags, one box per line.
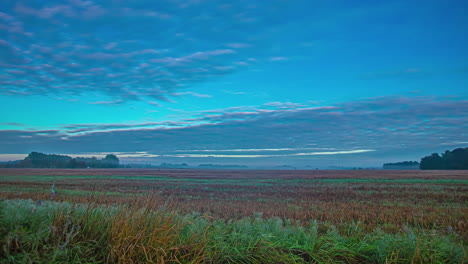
<box><xmin>383</xmin><ymin>161</ymin><xmax>420</xmax><ymax>170</ymax></box>
<box><xmin>104</xmin><ymin>154</ymin><xmax>119</xmax><ymax>162</ymax></box>
<box><xmin>68</xmin><ymin>159</ymin><xmax>86</xmax><ymax>168</ymax></box>
<box><xmin>76</xmin><ymin>157</ymin><xmax>99</xmax><ymax>168</ymax></box>
<box><xmin>26</xmin><ymin>152</ymin><xmax>72</xmax><ymax>168</ymax></box>
<box><xmin>447</xmin><ymin>148</ymin><xmax>468</xmax><ymax>169</ymax></box>
<box><xmin>19</xmin><ymin>158</ymin><xmax>33</xmax><ymax>168</ymax></box>
<box><xmin>102</xmin><ymin>154</ymin><xmax>119</xmax><ymax>168</ymax></box>
<box><xmin>10</xmin><ymin>152</ymin><xmax>121</xmax><ymax>169</ymax></box>
<box><xmin>420</xmin><ymin>153</ymin><xmax>445</xmax><ymax>169</ymax></box>
<box><xmin>420</xmin><ymin>148</ymin><xmax>468</xmax><ymax>170</ymax></box>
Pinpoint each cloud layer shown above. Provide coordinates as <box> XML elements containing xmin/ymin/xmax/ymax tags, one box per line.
<box><xmin>1</xmin><ymin>96</ymin><xmax>466</xmax><ymax>166</ymax></box>
<box><xmin>0</xmin><ymin>0</ymin><xmax>289</xmax><ymax>102</ymax></box>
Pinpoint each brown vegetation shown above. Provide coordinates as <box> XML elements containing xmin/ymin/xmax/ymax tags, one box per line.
<box><xmin>1</xmin><ymin>169</ymin><xmax>467</xmax><ymax>241</ymax></box>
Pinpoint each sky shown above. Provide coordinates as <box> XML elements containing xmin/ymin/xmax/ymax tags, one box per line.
<box><xmin>0</xmin><ymin>0</ymin><xmax>467</xmax><ymax>167</ymax></box>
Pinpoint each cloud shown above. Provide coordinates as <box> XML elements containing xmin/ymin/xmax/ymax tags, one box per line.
<box><xmin>175</xmin><ymin>147</ymin><xmax>337</xmax><ymax>152</ymax></box>
<box><xmin>269</xmin><ymin>57</ymin><xmax>288</xmax><ymax>61</ymax></box>
<box><xmin>148</xmin><ymin>101</ymin><xmax>162</xmax><ymax>107</ymax></box>
<box><xmin>222</xmin><ymin>90</ymin><xmax>246</xmax><ymax>95</ymax></box>
<box><xmin>61</xmin><ymin>121</ymin><xmax>190</xmax><ymax>134</ymax></box>
<box><xmin>167</xmin><ymin>149</ymin><xmax>374</xmax><ymax>158</ymax></box>
<box><xmin>226</xmin><ymin>43</ymin><xmax>251</xmax><ymax>49</ymax></box>
<box><xmin>0</xmin><ymin>122</ymin><xmax>24</xmax><ymax>126</ymax></box>
<box><xmin>263</xmin><ymin>102</ymin><xmax>306</xmax><ymax>109</ymax></box>
<box><xmin>291</xmin><ymin>150</ymin><xmax>375</xmax><ymax>156</ymax></box>
<box><xmin>88</xmin><ymin>99</ymin><xmax>123</xmax><ymax>105</ymax></box>
<box><xmin>0</xmin><ymin>0</ymin><xmax>287</xmax><ymax>103</ymax></box>
<box><xmin>168</xmin><ymin>150</ymin><xmax>374</xmax><ymax>158</ymax></box>
<box><xmin>0</xmin><ymin>95</ymin><xmax>466</xmax><ymax>166</ymax></box>
<box><xmin>174</xmin><ymin>92</ymin><xmax>212</xmax><ymax>98</ymax></box>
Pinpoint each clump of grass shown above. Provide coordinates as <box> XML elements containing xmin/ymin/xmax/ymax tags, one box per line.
<box><xmin>107</xmin><ymin>206</ymin><xmax>205</xmax><ymax>263</ymax></box>
<box><xmin>0</xmin><ymin>200</ymin><xmax>205</xmax><ymax>263</ymax></box>
<box><xmin>1</xmin><ymin>199</ymin><xmax>465</xmax><ymax>264</ymax></box>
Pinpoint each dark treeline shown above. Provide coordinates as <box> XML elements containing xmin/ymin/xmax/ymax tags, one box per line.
<box><xmin>384</xmin><ymin>161</ymin><xmax>420</xmax><ymax>166</ymax></box>
<box><xmin>420</xmin><ymin>148</ymin><xmax>468</xmax><ymax>170</ymax></box>
<box><xmin>383</xmin><ymin>161</ymin><xmax>420</xmax><ymax>170</ymax></box>
<box><xmin>0</xmin><ymin>152</ymin><xmax>119</xmax><ymax>168</ymax></box>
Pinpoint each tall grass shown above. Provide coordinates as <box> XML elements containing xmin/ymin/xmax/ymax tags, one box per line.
<box><xmin>0</xmin><ymin>199</ymin><xmax>465</xmax><ymax>264</ymax></box>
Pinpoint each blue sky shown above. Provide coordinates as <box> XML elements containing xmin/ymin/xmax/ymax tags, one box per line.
<box><xmin>0</xmin><ymin>0</ymin><xmax>467</xmax><ymax>167</ymax></box>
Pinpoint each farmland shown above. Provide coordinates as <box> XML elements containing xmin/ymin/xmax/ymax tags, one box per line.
<box><xmin>0</xmin><ymin>169</ymin><xmax>467</xmax><ymax>263</ymax></box>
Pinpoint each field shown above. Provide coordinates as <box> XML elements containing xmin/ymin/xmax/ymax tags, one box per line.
<box><xmin>0</xmin><ymin>169</ymin><xmax>467</xmax><ymax>263</ymax></box>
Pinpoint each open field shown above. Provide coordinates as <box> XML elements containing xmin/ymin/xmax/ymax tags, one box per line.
<box><xmin>0</xmin><ymin>169</ymin><xmax>467</xmax><ymax>263</ymax></box>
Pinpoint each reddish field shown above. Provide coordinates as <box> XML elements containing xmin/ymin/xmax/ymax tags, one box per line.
<box><xmin>2</xmin><ymin>168</ymin><xmax>468</xmax><ymax>178</ymax></box>
<box><xmin>1</xmin><ymin>168</ymin><xmax>468</xmax><ymax>241</ymax></box>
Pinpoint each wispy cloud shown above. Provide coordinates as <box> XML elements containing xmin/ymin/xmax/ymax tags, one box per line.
<box><xmin>269</xmin><ymin>57</ymin><xmax>288</xmax><ymax>61</ymax></box>
<box><xmin>173</xmin><ymin>92</ymin><xmax>212</xmax><ymax>98</ymax></box>
<box><xmin>175</xmin><ymin>147</ymin><xmax>337</xmax><ymax>152</ymax></box>
<box><xmin>169</xmin><ymin>149</ymin><xmax>374</xmax><ymax>158</ymax></box>
<box><xmin>61</xmin><ymin>121</ymin><xmax>190</xmax><ymax>134</ymax></box>
<box><xmin>226</xmin><ymin>43</ymin><xmax>251</xmax><ymax>49</ymax></box>
<box><xmin>88</xmin><ymin>99</ymin><xmax>124</xmax><ymax>105</ymax></box>
<box><xmin>0</xmin><ymin>123</ymin><xmax>24</xmax><ymax>126</ymax></box>
<box><xmin>263</xmin><ymin>102</ymin><xmax>306</xmax><ymax>109</ymax></box>
<box><xmin>222</xmin><ymin>90</ymin><xmax>246</xmax><ymax>95</ymax></box>
<box><xmin>0</xmin><ymin>96</ymin><xmax>466</xmax><ymax>166</ymax></box>
<box><xmin>0</xmin><ymin>0</ymin><xmax>287</xmax><ymax>103</ymax></box>
<box><xmin>148</xmin><ymin>101</ymin><xmax>162</xmax><ymax>107</ymax></box>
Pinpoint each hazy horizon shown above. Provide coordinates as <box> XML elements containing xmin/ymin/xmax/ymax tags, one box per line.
<box><xmin>0</xmin><ymin>143</ymin><xmax>466</xmax><ymax>169</ymax></box>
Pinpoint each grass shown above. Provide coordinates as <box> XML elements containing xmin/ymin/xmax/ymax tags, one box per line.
<box><xmin>0</xmin><ymin>199</ymin><xmax>466</xmax><ymax>264</ymax></box>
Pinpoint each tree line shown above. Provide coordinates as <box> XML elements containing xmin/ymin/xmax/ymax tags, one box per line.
<box><xmin>383</xmin><ymin>161</ymin><xmax>419</xmax><ymax>170</ymax></box>
<box><xmin>0</xmin><ymin>152</ymin><xmax>119</xmax><ymax>168</ymax></box>
<box><xmin>382</xmin><ymin>147</ymin><xmax>468</xmax><ymax>170</ymax></box>
<box><xmin>420</xmin><ymin>147</ymin><xmax>468</xmax><ymax>170</ymax></box>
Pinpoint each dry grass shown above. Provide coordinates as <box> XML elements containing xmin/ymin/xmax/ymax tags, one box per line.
<box><xmin>1</xmin><ymin>169</ymin><xmax>467</xmax><ymax>243</ymax></box>
<box><xmin>0</xmin><ymin>169</ymin><xmax>468</xmax><ymax>241</ymax></box>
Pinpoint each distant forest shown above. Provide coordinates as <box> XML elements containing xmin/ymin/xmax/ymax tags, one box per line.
<box><xmin>0</xmin><ymin>152</ymin><xmax>119</xmax><ymax>168</ymax></box>
<box><xmin>383</xmin><ymin>161</ymin><xmax>420</xmax><ymax>170</ymax></box>
<box><xmin>420</xmin><ymin>148</ymin><xmax>468</xmax><ymax>170</ymax></box>
<box><xmin>383</xmin><ymin>147</ymin><xmax>468</xmax><ymax>170</ymax></box>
